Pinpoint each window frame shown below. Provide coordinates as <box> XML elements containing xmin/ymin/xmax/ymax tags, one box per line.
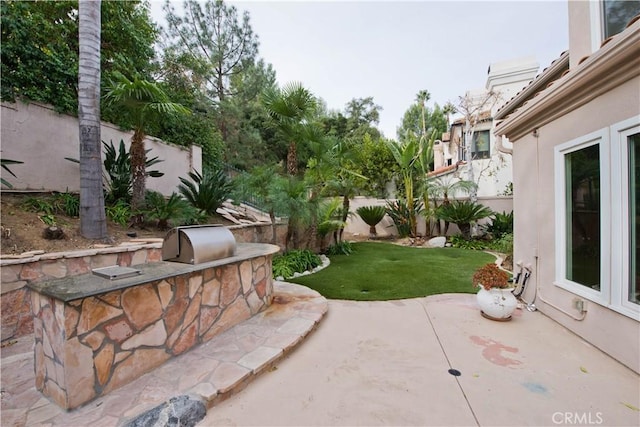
<box><xmin>471</xmin><ymin>130</ymin><xmax>491</xmax><ymax>160</ymax></box>
<box><xmin>554</xmin><ymin>128</ymin><xmax>610</xmax><ymax>306</ymax></box>
<box><xmin>610</xmin><ymin>118</ymin><xmax>640</xmax><ymax>318</ymax></box>
<box><xmin>592</xmin><ymin>0</ymin><xmax>640</xmax><ymax>48</ymax></box>
<box><xmin>555</xmin><ymin>118</ymin><xmax>640</xmax><ymax>320</ymax></box>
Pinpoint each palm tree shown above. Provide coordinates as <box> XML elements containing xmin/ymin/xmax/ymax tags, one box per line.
<box><xmin>78</xmin><ymin>0</ymin><xmax>107</xmax><ymax>239</ymax></box>
<box><xmin>103</xmin><ymin>74</ymin><xmax>189</xmax><ymax>216</ymax></box>
<box><xmin>323</xmin><ymin>139</ymin><xmax>366</xmax><ymax>243</ymax></box>
<box><xmin>442</xmin><ymin>101</ymin><xmax>456</xmax><ymax>128</ymax></box>
<box><xmin>416</xmin><ymin>90</ymin><xmax>431</xmax><ymax>139</ymax></box>
<box><xmin>262</xmin><ymin>82</ymin><xmax>317</xmax><ymax>176</ymax></box>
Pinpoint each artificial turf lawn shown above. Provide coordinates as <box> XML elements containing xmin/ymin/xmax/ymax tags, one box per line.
<box><xmin>287</xmin><ymin>241</ymin><xmax>496</xmax><ymax>301</ymax></box>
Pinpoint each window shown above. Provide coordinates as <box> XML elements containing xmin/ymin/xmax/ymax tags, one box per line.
<box><xmin>555</xmin><ymin>119</ymin><xmax>640</xmax><ymax>319</ymax></box>
<box><xmin>471</xmin><ymin>130</ymin><xmax>490</xmax><ymax>160</ymax></box>
<box><xmin>602</xmin><ymin>0</ymin><xmax>640</xmax><ymax>39</ymax></box>
<box><xmin>629</xmin><ymin>133</ymin><xmax>640</xmax><ymax>305</ymax></box>
<box><xmin>565</xmin><ymin>144</ymin><xmax>601</xmax><ymax>290</ymax></box>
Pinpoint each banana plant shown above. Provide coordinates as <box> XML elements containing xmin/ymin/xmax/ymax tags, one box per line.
<box><xmin>386</xmin><ymin>137</ymin><xmax>421</xmax><ymax>237</ymax></box>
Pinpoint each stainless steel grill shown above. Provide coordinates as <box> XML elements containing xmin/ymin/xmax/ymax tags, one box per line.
<box><xmin>162</xmin><ymin>225</ymin><xmax>236</xmax><ymax>264</ymax></box>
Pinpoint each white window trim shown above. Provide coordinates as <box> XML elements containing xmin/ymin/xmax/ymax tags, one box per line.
<box><xmin>611</xmin><ymin>117</ymin><xmax>640</xmax><ymax>318</ymax></box>
<box><xmin>555</xmin><ymin>119</ymin><xmax>640</xmax><ymax>321</ymax></box>
<box><xmin>554</xmin><ymin>128</ymin><xmax>610</xmax><ymax>306</ymax></box>
<box><xmin>589</xmin><ymin>0</ymin><xmax>603</xmax><ymax>53</ymax></box>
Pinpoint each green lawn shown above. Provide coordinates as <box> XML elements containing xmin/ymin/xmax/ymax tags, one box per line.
<box><xmin>288</xmin><ymin>242</ymin><xmax>496</xmax><ymax>301</ymax></box>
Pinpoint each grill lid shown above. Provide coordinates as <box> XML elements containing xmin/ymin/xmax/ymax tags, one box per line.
<box><xmin>162</xmin><ymin>225</ymin><xmax>236</xmax><ymax>264</ymax></box>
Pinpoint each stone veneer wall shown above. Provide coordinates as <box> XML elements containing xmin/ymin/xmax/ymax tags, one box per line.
<box><xmin>31</xmin><ymin>255</ymin><xmax>273</xmax><ymax>410</ymax></box>
<box><xmin>1</xmin><ymin>245</ymin><xmax>163</xmax><ymax>341</ymax></box>
<box><xmin>0</xmin><ymin>223</ymin><xmax>288</xmax><ymax>342</ymax></box>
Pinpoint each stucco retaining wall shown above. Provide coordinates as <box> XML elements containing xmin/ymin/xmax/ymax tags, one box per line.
<box><xmin>0</xmin><ymin>101</ymin><xmax>201</xmax><ymax>195</ymax></box>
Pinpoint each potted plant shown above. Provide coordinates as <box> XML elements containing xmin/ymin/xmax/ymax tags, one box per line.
<box><xmin>473</xmin><ymin>263</ymin><xmax>517</xmax><ymax>321</ymax></box>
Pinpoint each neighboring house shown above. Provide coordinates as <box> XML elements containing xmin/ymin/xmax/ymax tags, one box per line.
<box><xmin>432</xmin><ymin>57</ymin><xmax>539</xmax><ymax>202</ymax></box>
<box><xmin>494</xmin><ymin>1</ymin><xmax>640</xmax><ymax>373</ymax></box>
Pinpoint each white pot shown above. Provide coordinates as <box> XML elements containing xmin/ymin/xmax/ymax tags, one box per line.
<box><xmin>476</xmin><ymin>286</ymin><xmax>518</xmax><ymax>320</ymax></box>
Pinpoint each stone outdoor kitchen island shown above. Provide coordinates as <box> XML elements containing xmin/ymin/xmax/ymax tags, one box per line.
<box><xmin>27</xmin><ymin>243</ymin><xmax>279</xmax><ymax>410</ymax></box>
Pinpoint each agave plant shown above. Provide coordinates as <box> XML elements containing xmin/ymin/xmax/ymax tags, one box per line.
<box><xmin>356</xmin><ymin>205</ymin><xmax>387</xmax><ymax>237</ymax></box>
<box><xmin>178</xmin><ymin>169</ymin><xmax>234</xmax><ymax>216</ymax></box>
<box><xmin>436</xmin><ymin>200</ymin><xmax>493</xmax><ymax>239</ymax></box>
<box><xmin>1</xmin><ymin>158</ymin><xmax>23</xmax><ymax>188</ymax></box>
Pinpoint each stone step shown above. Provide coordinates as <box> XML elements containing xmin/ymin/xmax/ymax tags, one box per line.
<box><xmin>0</xmin><ymin>282</ymin><xmax>328</xmax><ymax>427</ymax></box>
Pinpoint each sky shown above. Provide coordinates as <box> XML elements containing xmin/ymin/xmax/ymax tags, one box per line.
<box><xmin>150</xmin><ymin>0</ymin><xmax>569</xmax><ymax>139</ymax></box>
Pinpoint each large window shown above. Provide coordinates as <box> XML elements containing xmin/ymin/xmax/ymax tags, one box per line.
<box><xmin>565</xmin><ymin>144</ymin><xmax>601</xmax><ymax>289</ymax></box>
<box><xmin>602</xmin><ymin>0</ymin><xmax>640</xmax><ymax>39</ymax></box>
<box><xmin>555</xmin><ymin>119</ymin><xmax>640</xmax><ymax>319</ymax></box>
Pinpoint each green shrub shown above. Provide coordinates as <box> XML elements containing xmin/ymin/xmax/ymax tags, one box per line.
<box><xmin>272</xmin><ymin>249</ymin><xmax>322</xmax><ymax>279</ymax></box>
<box><xmin>488</xmin><ymin>232</ymin><xmax>513</xmax><ymax>255</ymax></box>
<box><xmin>106</xmin><ymin>200</ymin><xmax>131</xmax><ymax>226</ymax></box>
<box><xmin>178</xmin><ymin>168</ymin><xmax>233</xmax><ymax>216</ymax></box>
<box><xmin>39</xmin><ymin>214</ymin><xmax>56</xmax><ymax>226</ymax></box>
<box><xmin>385</xmin><ymin>199</ymin><xmax>422</xmax><ymax>238</ymax></box>
<box><xmin>486</xmin><ymin>211</ymin><xmax>513</xmax><ymax>239</ymax></box>
<box><xmin>52</xmin><ymin>191</ymin><xmax>79</xmax><ymax>217</ymax></box>
<box><xmin>66</xmin><ymin>140</ymin><xmax>164</xmax><ymax>205</ymax></box>
<box><xmin>22</xmin><ymin>197</ymin><xmax>55</xmax><ymax>215</ymax></box>
<box><xmin>436</xmin><ymin>200</ymin><xmax>493</xmax><ymax>239</ymax></box>
<box><xmin>448</xmin><ymin>234</ymin><xmax>488</xmax><ymax>250</ymax></box>
<box><xmin>143</xmin><ymin>191</ymin><xmax>194</xmax><ymax>230</ymax></box>
<box><xmin>325</xmin><ymin>241</ymin><xmax>353</xmax><ymax>255</ymax></box>
<box><xmin>102</xmin><ymin>140</ymin><xmax>164</xmax><ymax>204</ymax></box>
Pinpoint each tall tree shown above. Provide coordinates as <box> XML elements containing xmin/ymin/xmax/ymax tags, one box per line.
<box><xmin>397</xmin><ymin>99</ymin><xmax>447</xmax><ymax>147</ymax></box>
<box><xmin>262</xmin><ymin>82</ymin><xmax>317</xmax><ymax>176</ymax></box>
<box><xmin>345</xmin><ymin>97</ymin><xmax>382</xmax><ymax>131</ymax></box>
<box><xmin>103</xmin><ymin>74</ymin><xmax>189</xmax><ymax>215</ymax></box>
<box><xmin>78</xmin><ymin>0</ymin><xmax>107</xmax><ymax>239</ymax></box>
<box><xmin>1</xmin><ymin>0</ymin><xmax>158</xmax><ymax>115</ymax></box>
<box><xmin>456</xmin><ymin>90</ymin><xmax>499</xmax><ymax>202</ymax></box>
<box><xmin>162</xmin><ymin>0</ymin><xmax>259</xmax><ymax>142</ymax></box>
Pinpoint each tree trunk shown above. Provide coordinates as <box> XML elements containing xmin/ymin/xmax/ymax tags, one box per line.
<box><xmin>339</xmin><ymin>195</ymin><xmax>350</xmax><ymax>243</ymax></box>
<box><xmin>287</xmin><ymin>141</ymin><xmax>297</xmax><ymax>176</ymax></box>
<box><xmin>78</xmin><ymin>0</ymin><xmax>107</xmax><ymax>239</ymax></box>
<box><xmin>130</xmin><ymin>128</ymin><xmax>146</xmax><ymax>214</ymax></box>
<box><xmin>269</xmin><ymin>209</ymin><xmax>277</xmax><ymax>245</ymax></box>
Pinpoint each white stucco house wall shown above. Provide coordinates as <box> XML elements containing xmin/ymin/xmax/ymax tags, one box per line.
<box><xmin>494</xmin><ymin>1</ymin><xmax>640</xmax><ymax>373</ymax></box>
<box><xmin>433</xmin><ymin>58</ymin><xmax>540</xmax><ymax>203</ymax></box>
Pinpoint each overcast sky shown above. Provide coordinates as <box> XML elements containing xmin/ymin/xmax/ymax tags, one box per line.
<box><xmin>150</xmin><ymin>0</ymin><xmax>569</xmax><ymax>139</ymax></box>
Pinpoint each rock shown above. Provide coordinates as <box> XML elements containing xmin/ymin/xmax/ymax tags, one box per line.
<box><xmin>428</xmin><ymin>236</ymin><xmax>447</xmax><ymax>248</ymax></box>
<box><xmin>123</xmin><ymin>395</ymin><xmax>206</xmax><ymax>427</ymax></box>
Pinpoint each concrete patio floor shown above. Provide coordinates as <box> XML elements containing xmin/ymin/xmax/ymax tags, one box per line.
<box><xmin>205</xmin><ymin>294</ymin><xmax>640</xmax><ymax>427</ymax></box>
<box><xmin>1</xmin><ymin>285</ymin><xmax>639</xmax><ymax>426</ymax></box>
